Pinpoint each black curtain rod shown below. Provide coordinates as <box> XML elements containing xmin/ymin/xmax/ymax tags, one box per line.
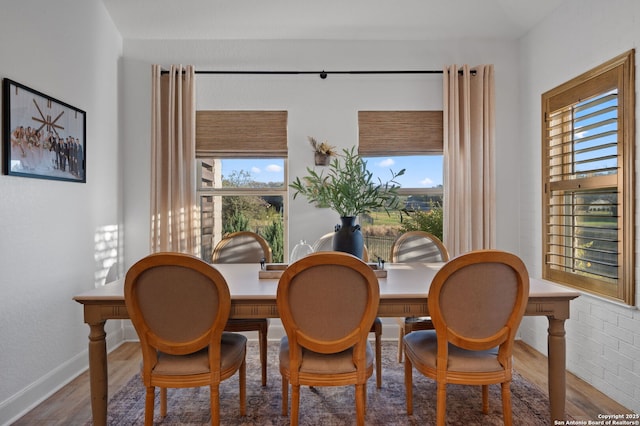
<box><xmin>161</xmin><ymin>69</ymin><xmax>475</xmax><ymax>79</ymax></box>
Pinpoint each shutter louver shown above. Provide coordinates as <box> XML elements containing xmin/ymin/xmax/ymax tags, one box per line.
<box><xmin>545</xmin><ymin>88</ymin><xmax>621</xmax><ymax>288</ymax></box>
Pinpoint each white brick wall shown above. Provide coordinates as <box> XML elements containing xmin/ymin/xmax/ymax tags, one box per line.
<box><xmin>519</xmin><ymin>293</ymin><xmax>640</xmax><ymax>413</ymax></box>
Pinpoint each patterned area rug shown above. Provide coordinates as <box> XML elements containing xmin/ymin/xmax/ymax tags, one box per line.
<box><xmin>97</xmin><ymin>341</ymin><xmax>556</xmax><ymax>425</ymax></box>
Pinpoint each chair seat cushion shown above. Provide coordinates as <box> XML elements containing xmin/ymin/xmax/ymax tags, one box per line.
<box><xmin>404</xmin><ymin>330</ymin><xmax>502</xmax><ymax>372</ymax></box>
<box><xmin>154</xmin><ymin>332</ymin><xmax>247</xmax><ymax>375</ymax></box>
<box><xmin>279</xmin><ymin>337</ymin><xmax>374</xmax><ymax>374</ymax></box>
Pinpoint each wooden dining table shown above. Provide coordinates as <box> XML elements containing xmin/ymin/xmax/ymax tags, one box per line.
<box><xmin>73</xmin><ymin>262</ymin><xmax>579</xmax><ymax>425</ymax></box>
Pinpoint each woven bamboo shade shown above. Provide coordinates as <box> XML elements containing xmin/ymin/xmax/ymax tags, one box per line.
<box><xmin>196</xmin><ymin>110</ymin><xmax>288</xmax><ymax>158</ymax></box>
<box><xmin>358</xmin><ymin>111</ymin><xmax>443</xmax><ymax>156</ymax></box>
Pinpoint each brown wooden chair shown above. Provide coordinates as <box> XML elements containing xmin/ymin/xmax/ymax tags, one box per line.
<box><xmin>211</xmin><ymin>231</ymin><xmax>271</xmax><ymax>386</ymax></box>
<box><xmin>404</xmin><ymin>250</ymin><xmax>529</xmax><ymax>426</ymax></box>
<box><xmin>277</xmin><ymin>252</ymin><xmax>380</xmax><ymax>426</ymax></box>
<box><xmin>311</xmin><ymin>232</ymin><xmax>383</xmax><ymax>388</ymax></box>
<box><xmin>390</xmin><ymin>231</ymin><xmax>449</xmax><ymax>362</ymax></box>
<box><xmin>124</xmin><ymin>252</ymin><xmax>247</xmax><ymax>425</ymax></box>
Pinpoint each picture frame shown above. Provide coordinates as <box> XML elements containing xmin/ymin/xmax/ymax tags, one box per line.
<box><xmin>2</xmin><ymin>78</ymin><xmax>86</xmax><ymax>183</ymax></box>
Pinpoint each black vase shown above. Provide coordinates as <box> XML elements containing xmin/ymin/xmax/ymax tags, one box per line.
<box><xmin>332</xmin><ymin>216</ymin><xmax>364</xmax><ymax>259</ymax></box>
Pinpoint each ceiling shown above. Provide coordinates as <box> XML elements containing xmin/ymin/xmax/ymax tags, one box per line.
<box><xmin>101</xmin><ymin>0</ymin><xmax>567</xmax><ymax>41</ymax></box>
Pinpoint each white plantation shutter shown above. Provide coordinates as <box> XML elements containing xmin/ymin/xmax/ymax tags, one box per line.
<box><xmin>542</xmin><ymin>50</ymin><xmax>634</xmax><ymax>304</ymax></box>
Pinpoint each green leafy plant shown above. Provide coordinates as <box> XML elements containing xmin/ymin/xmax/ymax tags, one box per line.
<box><xmin>290</xmin><ymin>146</ymin><xmax>405</xmax><ymax>217</ymax></box>
<box><xmin>400</xmin><ymin>203</ymin><xmax>444</xmax><ymax>241</ymax></box>
<box><xmin>262</xmin><ymin>219</ymin><xmax>284</xmax><ymax>263</ymax></box>
<box><xmin>223</xmin><ymin>209</ymin><xmax>249</xmax><ymax>234</ymax></box>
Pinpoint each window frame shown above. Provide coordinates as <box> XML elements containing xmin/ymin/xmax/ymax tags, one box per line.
<box><xmin>196</xmin><ymin>158</ymin><xmax>288</xmax><ymax>262</ymax></box>
<box><xmin>541</xmin><ymin>50</ymin><xmax>635</xmax><ymax>305</ymax></box>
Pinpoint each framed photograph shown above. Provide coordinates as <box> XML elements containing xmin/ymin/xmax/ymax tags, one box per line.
<box><xmin>2</xmin><ymin>79</ymin><xmax>86</xmax><ymax>183</ymax></box>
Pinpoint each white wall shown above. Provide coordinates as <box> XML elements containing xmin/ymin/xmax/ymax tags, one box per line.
<box><xmin>121</xmin><ymin>39</ymin><xmax>522</xmax><ymax>268</ymax></box>
<box><xmin>0</xmin><ymin>1</ymin><xmax>123</xmax><ymax>423</ymax></box>
<box><xmin>119</xmin><ymin>38</ymin><xmax>524</xmax><ymax>345</ymax></box>
<box><xmin>518</xmin><ymin>0</ymin><xmax>640</xmax><ymax>412</ymax></box>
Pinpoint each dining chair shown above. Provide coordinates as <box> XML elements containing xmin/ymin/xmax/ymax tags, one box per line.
<box><xmin>211</xmin><ymin>231</ymin><xmax>271</xmax><ymax>386</ymax></box>
<box><xmin>104</xmin><ymin>262</ymin><xmax>121</xmax><ymax>284</ymax></box>
<box><xmin>311</xmin><ymin>232</ymin><xmax>383</xmax><ymax>388</ymax></box>
<box><xmin>403</xmin><ymin>250</ymin><xmax>529</xmax><ymax>426</ymax></box>
<box><xmin>311</xmin><ymin>231</ymin><xmax>333</xmax><ymax>252</ymax></box>
<box><xmin>390</xmin><ymin>231</ymin><xmax>449</xmax><ymax>362</ymax></box>
<box><xmin>124</xmin><ymin>252</ymin><xmax>247</xmax><ymax>425</ymax></box>
<box><xmin>277</xmin><ymin>252</ymin><xmax>380</xmax><ymax>426</ymax></box>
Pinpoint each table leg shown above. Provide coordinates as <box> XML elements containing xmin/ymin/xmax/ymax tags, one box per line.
<box><xmin>88</xmin><ymin>321</ymin><xmax>108</xmax><ymax>426</ymax></box>
<box><xmin>547</xmin><ymin>317</ymin><xmax>567</xmax><ymax>422</ymax></box>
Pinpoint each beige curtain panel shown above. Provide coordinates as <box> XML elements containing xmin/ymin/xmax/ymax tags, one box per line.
<box><xmin>150</xmin><ymin>64</ymin><xmax>198</xmax><ymax>254</ymax></box>
<box><xmin>443</xmin><ymin>64</ymin><xmax>496</xmax><ymax>256</ymax></box>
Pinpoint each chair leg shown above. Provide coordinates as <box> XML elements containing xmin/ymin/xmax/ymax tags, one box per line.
<box><xmin>144</xmin><ymin>386</ymin><xmax>155</xmax><ymax>426</ymax></box>
<box><xmin>482</xmin><ymin>384</ymin><xmax>489</xmax><ymax>414</ymax></box>
<box><xmin>356</xmin><ymin>383</ymin><xmax>366</xmax><ymax>426</ymax></box>
<box><xmin>501</xmin><ymin>381</ymin><xmax>513</xmax><ymax>426</ymax></box>
<box><xmin>210</xmin><ymin>383</ymin><xmax>220</xmax><ymax>426</ymax></box>
<box><xmin>374</xmin><ymin>320</ymin><xmax>382</xmax><ymax>389</ymax></box>
<box><xmin>239</xmin><ymin>355</ymin><xmax>246</xmax><ymax>416</ymax></box>
<box><xmin>363</xmin><ymin>381</ymin><xmax>367</xmax><ymax>410</ymax></box>
<box><xmin>398</xmin><ymin>320</ymin><xmax>413</xmax><ymax>363</ymax></box>
<box><xmin>259</xmin><ymin>324</ymin><xmax>268</xmax><ymax>386</ymax></box>
<box><xmin>160</xmin><ymin>387</ymin><xmax>167</xmax><ymax>417</ymax></box>
<box><xmin>436</xmin><ymin>381</ymin><xmax>447</xmax><ymax>426</ymax></box>
<box><xmin>281</xmin><ymin>376</ymin><xmax>288</xmax><ymax>416</ymax></box>
<box><xmin>397</xmin><ymin>322</ymin><xmax>405</xmax><ymax>362</ymax></box>
<box><xmin>291</xmin><ymin>384</ymin><xmax>300</xmax><ymax>426</ymax></box>
<box><xmin>404</xmin><ymin>354</ymin><xmax>413</xmax><ymax>415</ymax></box>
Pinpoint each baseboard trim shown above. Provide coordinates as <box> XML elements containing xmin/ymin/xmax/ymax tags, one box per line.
<box><xmin>0</xmin><ymin>325</ymin><xmax>124</xmax><ymax>426</ymax></box>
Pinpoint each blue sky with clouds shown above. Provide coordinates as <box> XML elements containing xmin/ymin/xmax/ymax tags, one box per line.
<box><xmin>222</xmin><ymin>155</ymin><xmax>443</xmax><ymax>188</ymax></box>
<box><xmin>365</xmin><ymin>155</ymin><xmax>443</xmax><ymax>188</ymax></box>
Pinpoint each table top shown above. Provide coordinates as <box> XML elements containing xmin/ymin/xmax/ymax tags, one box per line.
<box><xmin>73</xmin><ymin>262</ymin><xmax>580</xmax><ymax>304</ymax></box>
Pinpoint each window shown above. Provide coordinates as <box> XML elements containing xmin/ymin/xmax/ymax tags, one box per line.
<box><xmin>360</xmin><ymin>155</ymin><xmax>444</xmax><ymax>261</ymax></box>
<box><xmin>196</xmin><ymin>111</ymin><xmax>288</xmax><ymax>262</ymax></box>
<box><xmin>542</xmin><ymin>50</ymin><xmax>634</xmax><ymax>305</ymax></box>
<box><xmin>358</xmin><ymin>111</ymin><xmax>444</xmax><ymax>261</ymax></box>
<box><xmin>197</xmin><ymin>158</ymin><xmax>286</xmax><ymax>262</ymax></box>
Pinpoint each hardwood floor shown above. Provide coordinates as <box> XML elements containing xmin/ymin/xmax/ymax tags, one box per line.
<box><xmin>12</xmin><ymin>343</ymin><xmax>141</xmax><ymax>426</ymax></box>
<box><xmin>512</xmin><ymin>342</ymin><xmax>633</xmax><ymax>420</ymax></box>
<box><xmin>13</xmin><ymin>340</ymin><xmax>631</xmax><ymax>425</ymax></box>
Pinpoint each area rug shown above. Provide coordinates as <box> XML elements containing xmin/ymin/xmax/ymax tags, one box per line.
<box><xmin>97</xmin><ymin>341</ymin><xmax>557</xmax><ymax>425</ymax></box>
